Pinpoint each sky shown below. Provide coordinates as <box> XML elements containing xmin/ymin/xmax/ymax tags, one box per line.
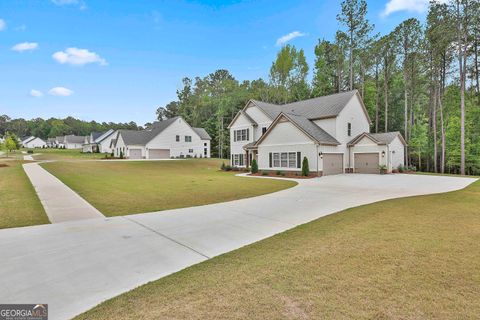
<box><xmin>0</xmin><ymin>0</ymin><xmax>433</xmax><ymax>125</ymax></box>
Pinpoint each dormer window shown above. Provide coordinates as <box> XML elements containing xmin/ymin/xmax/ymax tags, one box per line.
<box><xmin>347</xmin><ymin>123</ymin><xmax>352</xmax><ymax>137</ymax></box>
<box><xmin>262</xmin><ymin>127</ymin><xmax>267</xmax><ymax>135</ymax></box>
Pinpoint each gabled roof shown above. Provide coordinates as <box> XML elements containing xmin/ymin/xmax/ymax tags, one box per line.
<box><xmin>22</xmin><ymin>136</ymin><xmax>35</xmax><ymax>143</ymax></box>
<box><xmin>91</xmin><ymin>131</ymin><xmax>105</xmax><ymax>141</ymax></box>
<box><xmin>193</xmin><ymin>127</ymin><xmax>211</xmax><ymax>140</ymax></box>
<box><xmin>227</xmin><ymin>109</ymin><xmax>258</xmax><ymax>128</ymax></box>
<box><xmin>95</xmin><ymin>129</ymin><xmax>116</xmax><ymax>143</ymax></box>
<box><xmin>117</xmin><ymin>117</ymin><xmax>179</xmax><ymax>146</ymax></box>
<box><xmin>230</xmin><ymin>90</ymin><xmax>371</xmax><ymax>130</ymax></box>
<box><xmin>348</xmin><ymin>131</ymin><xmax>406</xmax><ymax>146</ymax></box>
<box><xmin>255</xmin><ymin>112</ymin><xmax>340</xmax><ymax>147</ymax></box>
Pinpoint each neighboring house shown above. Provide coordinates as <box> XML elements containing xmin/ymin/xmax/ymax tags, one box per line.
<box><xmin>55</xmin><ymin>136</ymin><xmax>66</xmax><ymax>148</ymax></box>
<box><xmin>21</xmin><ymin>136</ymin><xmax>46</xmax><ymax>148</ymax></box>
<box><xmin>82</xmin><ymin>129</ymin><xmax>116</xmax><ymax>153</ymax></box>
<box><xmin>63</xmin><ymin>135</ymin><xmax>86</xmax><ymax>149</ymax></box>
<box><xmin>46</xmin><ymin>137</ymin><xmax>57</xmax><ymax>148</ymax></box>
<box><xmin>228</xmin><ymin>90</ymin><xmax>406</xmax><ymax>175</ymax></box>
<box><xmin>113</xmin><ymin>116</ymin><xmax>211</xmax><ymax>159</ymax></box>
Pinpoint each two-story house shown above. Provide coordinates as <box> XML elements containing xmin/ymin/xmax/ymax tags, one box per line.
<box><xmin>228</xmin><ymin>90</ymin><xmax>406</xmax><ymax>175</ymax></box>
<box><xmin>112</xmin><ymin>116</ymin><xmax>211</xmax><ymax>159</ymax></box>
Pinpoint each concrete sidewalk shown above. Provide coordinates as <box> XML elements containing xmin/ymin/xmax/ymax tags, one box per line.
<box><xmin>23</xmin><ymin>162</ymin><xmax>105</xmax><ymax>223</ymax></box>
<box><xmin>0</xmin><ymin>173</ymin><xmax>476</xmax><ymax>319</ymax></box>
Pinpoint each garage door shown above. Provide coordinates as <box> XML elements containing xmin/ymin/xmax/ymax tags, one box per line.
<box><xmin>149</xmin><ymin>149</ymin><xmax>170</xmax><ymax>159</ymax></box>
<box><xmin>354</xmin><ymin>153</ymin><xmax>379</xmax><ymax>174</ymax></box>
<box><xmin>129</xmin><ymin>149</ymin><xmax>142</xmax><ymax>159</ymax></box>
<box><xmin>323</xmin><ymin>153</ymin><xmax>344</xmax><ymax>176</ymax></box>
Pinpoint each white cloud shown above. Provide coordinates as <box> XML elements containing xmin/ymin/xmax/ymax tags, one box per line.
<box><xmin>30</xmin><ymin>89</ymin><xmax>44</xmax><ymax>97</ymax></box>
<box><xmin>380</xmin><ymin>0</ymin><xmax>447</xmax><ymax>17</ymax></box>
<box><xmin>12</xmin><ymin>42</ymin><xmax>38</xmax><ymax>52</ymax></box>
<box><xmin>14</xmin><ymin>25</ymin><xmax>27</xmax><ymax>31</ymax></box>
<box><xmin>276</xmin><ymin>31</ymin><xmax>307</xmax><ymax>46</ymax></box>
<box><xmin>0</xmin><ymin>19</ymin><xmax>6</xmax><ymax>31</ymax></box>
<box><xmin>48</xmin><ymin>87</ymin><xmax>74</xmax><ymax>97</ymax></box>
<box><xmin>52</xmin><ymin>47</ymin><xmax>107</xmax><ymax>66</ymax></box>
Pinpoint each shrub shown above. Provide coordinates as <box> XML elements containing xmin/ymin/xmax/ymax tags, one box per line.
<box><xmin>27</xmin><ymin>150</ymin><xmax>34</xmax><ymax>154</ymax></box>
<box><xmin>301</xmin><ymin>156</ymin><xmax>309</xmax><ymax>176</ymax></box>
<box><xmin>397</xmin><ymin>165</ymin><xmax>405</xmax><ymax>173</ymax></box>
<box><xmin>276</xmin><ymin>170</ymin><xmax>283</xmax><ymax>176</ymax></box>
<box><xmin>119</xmin><ymin>150</ymin><xmax>124</xmax><ymax>159</ymax></box>
<box><xmin>224</xmin><ymin>165</ymin><xmax>232</xmax><ymax>171</ymax></box>
<box><xmin>408</xmin><ymin>165</ymin><xmax>417</xmax><ymax>172</ymax></box>
<box><xmin>220</xmin><ymin>162</ymin><xmax>226</xmax><ymax>171</ymax></box>
<box><xmin>111</xmin><ymin>151</ymin><xmax>114</xmax><ymax>158</ymax></box>
<box><xmin>251</xmin><ymin>159</ymin><xmax>258</xmax><ymax>174</ymax></box>
<box><xmin>232</xmin><ymin>166</ymin><xmax>240</xmax><ymax>171</ymax></box>
<box><xmin>261</xmin><ymin>171</ymin><xmax>268</xmax><ymax>176</ymax></box>
<box><xmin>379</xmin><ymin>164</ymin><xmax>388</xmax><ymax>174</ymax></box>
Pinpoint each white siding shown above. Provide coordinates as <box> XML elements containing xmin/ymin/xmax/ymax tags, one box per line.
<box><xmin>146</xmin><ymin>118</ymin><xmax>206</xmax><ymax>158</ymax></box>
<box><xmin>313</xmin><ymin>118</ymin><xmax>336</xmax><ymax>139</ymax></box>
<box><xmin>24</xmin><ymin>137</ymin><xmax>46</xmax><ymax>148</ymax></box>
<box><xmin>244</xmin><ymin>104</ymin><xmax>273</xmax><ymax>141</ymax></box>
<box><xmin>98</xmin><ymin>132</ymin><xmax>116</xmax><ymax>153</ymax></box>
<box><xmin>335</xmin><ymin>95</ymin><xmax>371</xmax><ymax>145</ymax></box>
<box><xmin>389</xmin><ymin>136</ymin><xmax>405</xmax><ymax>170</ymax></box>
<box><xmin>257</xmin><ymin>120</ymin><xmax>316</xmax><ymax>172</ymax></box>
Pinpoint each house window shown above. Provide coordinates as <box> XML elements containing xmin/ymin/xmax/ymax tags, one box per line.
<box><xmin>273</xmin><ymin>153</ymin><xmax>280</xmax><ymax>167</ymax></box>
<box><xmin>347</xmin><ymin>123</ymin><xmax>352</xmax><ymax>137</ymax></box>
<box><xmin>288</xmin><ymin>152</ymin><xmax>296</xmax><ymax>168</ymax></box>
<box><xmin>185</xmin><ymin>135</ymin><xmax>192</xmax><ymax>142</ymax></box>
<box><xmin>234</xmin><ymin>129</ymin><xmax>249</xmax><ymax>142</ymax></box>
<box><xmin>189</xmin><ymin>149</ymin><xmax>193</xmax><ymax>153</ymax></box>
<box><xmin>272</xmin><ymin>152</ymin><xmax>299</xmax><ymax>168</ymax></box>
<box><xmin>204</xmin><ymin>148</ymin><xmax>207</xmax><ymax>156</ymax></box>
<box><xmin>262</xmin><ymin>127</ymin><xmax>267</xmax><ymax>135</ymax></box>
<box><xmin>281</xmin><ymin>153</ymin><xmax>288</xmax><ymax>167</ymax></box>
<box><xmin>176</xmin><ymin>135</ymin><xmax>180</xmax><ymax>142</ymax></box>
<box><xmin>204</xmin><ymin>142</ymin><xmax>207</xmax><ymax>146</ymax></box>
<box><xmin>232</xmin><ymin>154</ymin><xmax>244</xmax><ymax>166</ymax></box>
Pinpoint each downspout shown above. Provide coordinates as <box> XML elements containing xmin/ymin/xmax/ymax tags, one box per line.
<box><xmin>316</xmin><ymin>144</ymin><xmax>319</xmax><ymax>176</ymax></box>
<box><xmin>386</xmin><ymin>144</ymin><xmax>390</xmax><ymax>172</ymax></box>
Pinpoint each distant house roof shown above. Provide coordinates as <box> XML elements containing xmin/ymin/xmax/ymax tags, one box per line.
<box><xmin>21</xmin><ymin>136</ymin><xmax>35</xmax><ymax>144</ymax></box>
<box><xmin>64</xmin><ymin>135</ymin><xmax>86</xmax><ymax>144</ymax></box>
<box><xmin>95</xmin><ymin>129</ymin><xmax>116</xmax><ymax>143</ymax></box>
<box><xmin>193</xmin><ymin>127</ymin><xmax>211</xmax><ymax>140</ymax></box>
<box><xmin>117</xmin><ymin>117</ymin><xmax>180</xmax><ymax>146</ymax></box>
<box><xmin>91</xmin><ymin>132</ymin><xmax>104</xmax><ymax>141</ymax></box>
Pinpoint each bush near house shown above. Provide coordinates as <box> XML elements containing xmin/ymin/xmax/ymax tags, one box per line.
<box><xmin>250</xmin><ymin>159</ymin><xmax>258</xmax><ymax>174</ymax></box>
<box><xmin>302</xmin><ymin>156</ymin><xmax>309</xmax><ymax>176</ymax></box>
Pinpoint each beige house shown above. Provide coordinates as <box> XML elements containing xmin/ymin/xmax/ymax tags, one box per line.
<box><xmin>228</xmin><ymin>90</ymin><xmax>406</xmax><ymax>175</ymax></box>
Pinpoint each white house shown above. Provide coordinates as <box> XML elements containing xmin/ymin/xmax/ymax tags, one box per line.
<box><xmin>113</xmin><ymin>116</ymin><xmax>211</xmax><ymax>159</ymax></box>
<box><xmin>82</xmin><ymin>129</ymin><xmax>116</xmax><ymax>153</ymax></box>
<box><xmin>21</xmin><ymin>136</ymin><xmax>46</xmax><ymax>148</ymax></box>
<box><xmin>228</xmin><ymin>90</ymin><xmax>406</xmax><ymax>175</ymax></box>
<box><xmin>57</xmin><ymin>135</ymin><xmax>87</xmax><ymax>149</ymax></box>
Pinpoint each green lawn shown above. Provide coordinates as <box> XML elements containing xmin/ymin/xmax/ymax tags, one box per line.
<box><xmin>0</xmin><ymin>160</ymin><xmax>49</xmax><ymax>229</ymax></box>
<box><xmin>76</xmin><ymin>179</ymin><xmax>480</xmax><ymax>320</ymax></box>
<box><xmin>27</xmin><ymin>148</ymin><xmax>106</xmax><ymax>161</ymax></box>
<box><xmin>41</xmin><ymin>159</ymin><xmax>297</xmax><ymax>216</ymax></box>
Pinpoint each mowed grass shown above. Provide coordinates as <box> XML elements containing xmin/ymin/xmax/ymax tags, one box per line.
<box><xmin>0</xmin><ymin>161</ymin><xmax>49</xmax><ymax>229</ymax></box>
<box><xmin>30</xmin><ymin>148</ymin><xmax>106</xmax><ymax>161</ymax></box>
<box><xmin>76</xmin><ymin>179</ymin><xmax>480</xmax><ymax>320</ymax></box>
<box><xmin>41</xmin><ymin>159</ymin><xmax>297</xmax><ymax>216</ymax></box>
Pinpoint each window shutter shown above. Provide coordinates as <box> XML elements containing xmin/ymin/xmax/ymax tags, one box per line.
<box><xmin>297</xmin><ymin>152</ymin><xmax>301</xmax><ymax>168</ymax></box>
<box><xmin>234</xmin><ymin>130</ymin><xmax>236</xmax><ymax>142</ymax></box>
<box><xmin>247</xmin><ymin>129</ymin><xmax>249</xmax><ymax>141</ymax></box>
<box><xmin>269</xmin><ymin>153</ymin><xmax>272</xmax><ymax>168</ymax></box>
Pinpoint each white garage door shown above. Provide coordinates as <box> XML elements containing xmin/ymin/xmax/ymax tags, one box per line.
<box><xmin>129</xmin><ymin>149</ymin><xmax>142</xmax><ymax>159</ymax></box>
<box><xmin>149</xmin><ymin>149</ymin><xmax>170</xmax><ymax>159</ymax></box>
<box><xmin>354</xmin><ymin>153</ymin><xmax>379</xmax><ymax>174</ymax></box>
<box><xmin>323</xmin><ymin>153</ymin><xmax>344</xmax><ymax>176</ymax></box>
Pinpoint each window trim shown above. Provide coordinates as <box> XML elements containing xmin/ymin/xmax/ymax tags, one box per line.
<box><xmin>271</xmin><ymin>152</ymin><xmax>300</xmax><ymax>169</ymax></box>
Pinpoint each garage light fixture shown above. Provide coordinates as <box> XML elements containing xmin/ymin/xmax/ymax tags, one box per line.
<box><xmin>381</xmin><ymin>151</ymin><xmax>385</xmax><ymax>157</ymax></box>
<box><xmin>319</xmin><ymin>152</ymin><xmax>323</xmax><ymax>159</ymax></box>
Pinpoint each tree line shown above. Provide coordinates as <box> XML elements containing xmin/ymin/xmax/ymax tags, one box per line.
<box><xmin>157</xmin><ymin>0</ymin><xmax>479</xmax><ymax>175</ymax></box>
<box><xmin>0</xmin><ymin>115</ymin><xmax>140</xmax><ymax>140</ymax></box>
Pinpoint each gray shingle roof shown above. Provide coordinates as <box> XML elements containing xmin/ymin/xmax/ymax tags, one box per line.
<box><xmin>284</xmin><ymin>113</ymin><xmax>340</xmax><ymax>145</ymax></box>
<box><xmin>118</xmin><ymin>117</ymin><xmax>179</xmax><ymax>146</ymax></box>
<box><xmin>193</xmin><ymin>127</ymin><xmax>211</xmax><ymax>140</ymax></box>
<box><xmin>252</xmin><ymin>90</ymin><xmax>358</xmax><ymax>120</ymax></box>
<box><xmin>91</xmin><ymin>131</ymin><xmax>105</xmax><ymax>141</ymax></box>
<box><xmin>65</xmin><ymin>135</ymin><xmax>86</xmax><ymax>144</ymax></box>
<box><xmin>369</xmin><ymin>132</ymin><xmax>402</xmax><ymax>144</ymax></box>
<box><xmin>348</xmin><ymin>131</ymin><xmax>405</xmax><ymax>146</ymax></box>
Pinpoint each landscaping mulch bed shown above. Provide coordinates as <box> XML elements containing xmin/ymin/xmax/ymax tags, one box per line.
<box><xmin>248</xmin><ymin>172</ymin><xmax>317</xmax><ymax>179</ymax></box>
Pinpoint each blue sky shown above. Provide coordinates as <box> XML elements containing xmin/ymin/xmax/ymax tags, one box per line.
<box><xmin>0</xmin><ymin>0</ymin><xmax>430</xmax><ymax>125</ymax></box>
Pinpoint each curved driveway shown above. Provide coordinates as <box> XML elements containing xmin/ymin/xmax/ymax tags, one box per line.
<box><xmin>0</xmin><ymin>173</ymin><xmax>476</xmax><ymax>320</ymax></box>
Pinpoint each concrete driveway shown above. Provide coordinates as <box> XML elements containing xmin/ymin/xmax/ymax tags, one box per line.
<box><xmin>0</xmin><ymin>174</ymin><xmax>476</xmax><ymax>320</ymax></box>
